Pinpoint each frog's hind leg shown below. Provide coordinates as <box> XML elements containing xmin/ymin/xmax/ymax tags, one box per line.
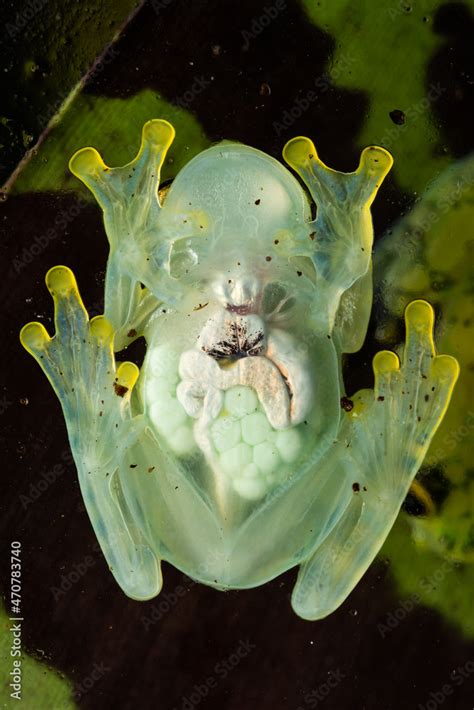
<box><xmin>291</xmin><ymin>300</ymin><xmax>459</xmax><ymax>620</ymax></box>
<box><xmin>20</xmin><ymin>266</ymin><xmax>162</xmax><ymax>600</ymax></box>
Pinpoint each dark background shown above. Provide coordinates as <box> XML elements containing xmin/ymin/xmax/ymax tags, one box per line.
<box><xmin>1</xmin><ymin>1</ymin><xmax>474</xmax><ymax>708</ymax></box>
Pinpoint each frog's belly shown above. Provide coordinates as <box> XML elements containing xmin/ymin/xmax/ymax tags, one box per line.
<box><xmin>164</xmin><ymin>459</ymin><xmax>350</xmax><ymax>588</ymax></box>
<box><xmin>142</xmin><ymin>328</ymin><xmax>316</xmax><ymax>505</ymax></box>
<box><xmin>128</xmin><ymin>312</ymin><xmax>344</xmax><ymax>587</ymax></box>
<box><xmin>119</xmin><ymin>431</ymin><xmax>351</xmax><ymax>589</ymax></box>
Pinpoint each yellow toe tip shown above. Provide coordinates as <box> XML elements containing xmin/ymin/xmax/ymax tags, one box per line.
<box><xmin>142</xmin><ymin>119</ymin><xmax>175</xmax><ymax>149</ymax></box>
<box><xmin>20</xmin><ymin>322</ymin><xmax>50</xmax><ymax>352</ymax></box>
<box><xmin>45</xmin><ymin>265</ymin><xmax>77</xmax><ymax>297</ymax></box>
<box><xmin>90</xmin><ymin>315</ymin><xmax>114</xmax><ymax>343</ymax></box>
<box><xmin>405</xmin><ymin>299</ymin><xmax>434</xmax><ymax>330</ymax></box>
<box><xmin>432</xmin><ymin>354</ymin><xmax>460</xmax><ymax>384</ymax></box>
<box><xmin>69</xmin><ymin>146</ymin><xmax>107</xmax><ymax>178</ymax></box>
<box><xmin>373</xmin><ymin>350</ymin><xmax>400</xmax><ymax>374</ymax></box>
<box><xmin>116</xmin><ymin>361</ymin><xmax>140</xmax><ymax>390</ymax></box>
<box><xmin>359</xmin><ymin>145</ymin><xmax>394</xmax><ymax>175</ymax></box>
<box><xmin>282</xmin><ymin>136</ymin><xmax>316</xmax><ymax>168</ymax></box>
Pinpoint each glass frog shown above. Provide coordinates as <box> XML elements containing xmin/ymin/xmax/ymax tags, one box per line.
<box><xmin>20</xmin><ymin>120</ymin><xmax>459</xmax><ymax>620</ymax></box>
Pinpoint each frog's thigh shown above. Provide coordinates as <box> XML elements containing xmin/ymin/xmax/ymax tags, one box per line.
<box><xmin>21</xmin><ymin>267</ymin><xmax>163</xmax><ymax>601</ymax></box>
<box><xmin>87</xmin><ymin>465</ymin><xmax>163</xmax><ymax>601</ymax></box>
<box><xmin>291</xmin><ymin>491</ymin><xmax>398</xmax><ymax>621</ymax></box>
<box><xmin>76</xmin><ymin>405</ymin><xmax>163</xmax><ymax>601</ymax></box>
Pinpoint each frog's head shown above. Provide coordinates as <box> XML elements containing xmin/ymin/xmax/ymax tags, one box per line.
<box><xmin>158</xmin><ymin>142</ymin><xmax>315</xmax><ymax>311</ymax></box>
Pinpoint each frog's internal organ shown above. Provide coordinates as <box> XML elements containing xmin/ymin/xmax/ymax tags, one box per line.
<box><xmin>145</xmin><ymin>276</ymin><xmax>310</xmax><ymax>499</ymax></box>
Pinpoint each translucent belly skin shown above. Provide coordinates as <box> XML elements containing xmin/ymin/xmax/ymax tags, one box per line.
<box><xmin>20</xmin><ymin>120</ymin><xmax>459</xmax><ymax>619</ymax></box>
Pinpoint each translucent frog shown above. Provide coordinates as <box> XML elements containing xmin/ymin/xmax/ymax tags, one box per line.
<box><xmin>20</xmin><ymin>120</ymin><xmax>459</xmax><ymax>620</ymax></box>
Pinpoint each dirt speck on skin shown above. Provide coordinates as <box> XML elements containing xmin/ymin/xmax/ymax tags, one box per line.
<box><xmin>113</xmin><ymin>382</ymin><xmax>129</xmax><ymax>397</ymax></box>
<box><xmin>340</xmin><ymin>396</ymin><xmax>354</xmax><ymax>412</ymax></box>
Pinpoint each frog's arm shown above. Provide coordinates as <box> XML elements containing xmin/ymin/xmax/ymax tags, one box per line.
<box><xmin>283</xmin><ymin>137</ymin><xmax>392</xmax><ymax>345</ymax></box>
<box><xmin>20</xmin><ymin>266</ymin><xmax>162</xmax><ymax>600</ymax></box>
<box><xmin>69</xmin><ymin>120</ymin><xmax>176</xmax><ymax>344</ymax></box>
<box><xmin>291</xmin><ymin>300</ymin><xmax>459</xmax><ymax>620</ymax></box>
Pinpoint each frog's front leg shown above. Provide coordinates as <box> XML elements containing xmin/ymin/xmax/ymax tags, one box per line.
<box><xmin>20</xmin><ymin>266</ymin><xmax>162</xmax><ymax>600</ymax></box>
<box><xmin>291</xmin><ymin>300</ymin><xmax>459</xmax><ymax>620</ymax></box>
<box><xmin>283</xmin><ymin>137</ymin><xmax>392</xmax><ymax>347</ymax></box>
<box><xmin>69</xmin><ymin>120</ymin><xmax>177</xmax><ymax>341</ymax></box>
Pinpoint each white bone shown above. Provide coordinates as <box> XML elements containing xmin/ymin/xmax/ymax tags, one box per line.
<box><xmin>225</xmin><ymin>357</ymin><xmax>290</xmax><ymax>429</ymax></box>
<box><xmin>202</xmin><ymin>387</ymin><xmax>224</xmax><ymax>426</ymax></box>
<box><xmin>266</xmin><ymin>328</ymin><xmax>313</xmax><ymax>425</ymax></box>
<box><xmin>178</xmin><ymin>349</ymin><xmax>291</xmax><ymax>429</ymax></box>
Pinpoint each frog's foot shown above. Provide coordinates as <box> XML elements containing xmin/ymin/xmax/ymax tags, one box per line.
<box><xmin>21</xmin><ymin>266</ymin><xmax>162</xmax><ymax>600</ymax></box>
<box><xmin>20</xmin><ymin>266</ymin><xmax>133</xmax><ymax>448</ymax></box>
<box><xmin>362</xmin><ymin>299</ymin><xmax>459</xmax><ymax>491</ymax></box>
<box><xmin>291</xmin><ymin>300</ymin><xmax>459</xmax><ymax>620</ymax></box>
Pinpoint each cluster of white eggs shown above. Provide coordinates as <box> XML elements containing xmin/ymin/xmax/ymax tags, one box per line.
<box><xmin>145</xmin><ymin>345</ymin><xmax>197</xmax><ymax>456</ymax></box>
<box><xmin>209</xmin><ymin>386</ymin><xmax>301</xmax><ymax>500</ymax></box>
<box><xmin>144</xmin><ymin>344</ymin><xmax>302</xmax><ymax>500</ymax></box>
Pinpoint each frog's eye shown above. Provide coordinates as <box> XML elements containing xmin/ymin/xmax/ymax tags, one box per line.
<box><xmin>168</xmin><ymin>239</ymin><xmax>199</xmax><ymax>279</ymax></box>
<box><xmin>288</xmin><ymin>255</ymin><xmax>317</xmax><ymax>285</ymax></box>
<box><xmin>262</xmin><ymin>282</ymin><xmax>296</xmax><ymax>318</ymax></box>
